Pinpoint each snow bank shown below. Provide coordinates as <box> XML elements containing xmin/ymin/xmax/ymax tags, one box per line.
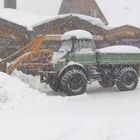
<box><xmin>97</xmin><ymin>45</ymin><xmax>140</xmax><ymax>53</ymax></box>
<box><xmin>61</xmin><ymin>30</ymin><xmax>93</xmax><ymax>41</ymax></box>
<box><xmin>0</xmin><ymin>70</ymin><xmax>140</xmax><ymax>140</ymax></box>
<box><xmin>0</xmin><ymin>72</ymin><xmax>47</xmax><ymax>104</ymax></box>
<box><xmin>12</xmin><ymin>70</ymin><xmax>50</xmax><ymax>93</ymax></box>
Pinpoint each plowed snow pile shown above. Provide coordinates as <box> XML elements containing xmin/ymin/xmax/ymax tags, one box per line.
<box><xmin>0</xmin><ymin>72</ymin><xmax>40</xmax><ymax>103</ymax></box>
<box><xmin>0</xmin><ymin>71</ymin><xmax>55</xmax><ymax>109</ymax></box>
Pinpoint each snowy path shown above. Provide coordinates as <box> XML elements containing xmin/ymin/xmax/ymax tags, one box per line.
<box><xmin>0</xmin><ymin>71</ymin><xmax>140</xmax><ymax>140</ymax></box>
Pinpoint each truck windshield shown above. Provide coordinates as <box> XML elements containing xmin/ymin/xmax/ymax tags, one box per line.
<box><xmin>59</xmin><ymin>40</ymin><xmax>72</xmax><ymax>52</ymax></box>
<box><xmin>74</xmin><ymin>40</ymin><xmax>95</xmax><ymax>52</ymax></box>
<box><xmin>59</xmin><ymin>39</ymin><xmax>95</xmax><ymax>53</ymax></box>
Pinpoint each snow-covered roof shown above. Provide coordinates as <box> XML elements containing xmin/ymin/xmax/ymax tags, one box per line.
<box><xmin>61</xmin><ymin>30</ymin><xmax>93</xmax><ymax>41</ymax></box>
<box><xmin>0</xmin><ymin>8</ymin><xmax>48</xmax><ymax>30</ymax></box>
<box><xmin>96</xmin><ymin>0</ymin><xmax>140</xmax><ymax>28</ymax></box>
<box><xmin>0</xmin><ymin>9</ymin><xmax>107</xmax><ymax>31</ymax></box>
<box><xmin>33</xmin><ymin>13</ymin><xmax>107</xmax><ymax>30</ymax></box>
<box><xmin>97</xmin><ymin>45</ymin><xmax>140</xmax><ymax>53</ymax></box>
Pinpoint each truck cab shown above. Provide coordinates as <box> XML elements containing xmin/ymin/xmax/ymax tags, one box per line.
<box><xmin>53</xmin><ymin>30</ymin><xmax>96</xmax><ymax>72</ymax></box>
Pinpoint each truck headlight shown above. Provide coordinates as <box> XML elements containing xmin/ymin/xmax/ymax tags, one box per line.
<box><xmin>58</xmin><ymin>59</ymin><xmax>65</xmax><ymax>64</ymax></box>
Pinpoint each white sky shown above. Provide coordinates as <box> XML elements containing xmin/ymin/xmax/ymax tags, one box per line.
<box><xmin>0</xmin><ymin>0</ymin><xmax>62</xmax><ymax>15</ymax></box>
<box><xmin>96</xmin><ymin>0</ymin><xmax>140</xmax><ymax>27</ymax></box>
<box><xmin>17</xmin><ymin>0</ymin><xmax>63</xmax><ymax>15</ymax></box>
<box><xmin>0</xmin><ymin>0</ymin><xmax>3</xmax><ymax>8</ymax></box>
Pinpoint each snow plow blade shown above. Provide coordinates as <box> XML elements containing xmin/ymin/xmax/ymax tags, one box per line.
<box><xmin>0</xmin><ymin>35</ymin><xmax>53</xmax><ymax>75</ymax></box>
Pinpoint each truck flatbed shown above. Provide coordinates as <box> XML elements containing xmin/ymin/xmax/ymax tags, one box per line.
<box><xmin>96</xmin><ymin>45</ymin><xmax>140</xmax><ymax>65</ymax></box>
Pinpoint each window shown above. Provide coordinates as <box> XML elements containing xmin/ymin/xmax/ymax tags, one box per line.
<box><xmin>74</xmin><ymin>40</ymin><xmax>95</xmax><ymax>52</ymax></box>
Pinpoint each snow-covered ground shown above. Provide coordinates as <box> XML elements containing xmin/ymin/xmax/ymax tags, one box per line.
<box><xmin>0</xmin><ymin>71</ymin><xmax>140</xmax><ymax>140</ymax></box>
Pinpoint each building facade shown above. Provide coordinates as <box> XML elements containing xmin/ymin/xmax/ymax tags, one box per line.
<box><xmin>0</xmin><ymin>0</ymin><xmax>140</xmax><ymax>59</ymax></box>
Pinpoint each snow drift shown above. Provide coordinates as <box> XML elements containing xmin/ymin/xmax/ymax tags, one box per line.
<box><xmin>0</xmin><ymin>71</ymin><xmax>49</xmax><ymax>105</ymax></box>
<box><xmin>0</xmin><ymin>72</ymin><xmax>33</xmax><ymax>102</ymax></box>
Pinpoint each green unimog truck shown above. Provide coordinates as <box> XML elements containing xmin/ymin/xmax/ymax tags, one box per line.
<box><xmin>40</xmin><ymin>30</ymin><xmax>140</xmax><ymax>96</ymax></box>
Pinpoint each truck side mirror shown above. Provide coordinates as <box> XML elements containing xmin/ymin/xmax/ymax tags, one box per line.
<box><xmin>71</xmin><ymin>36</ymin><xmax>77</xmax><ymax>52</ymax></box>
<box><xmin>71</xmin><ymin>36</ymin><xmax>77</xmax><ymax>40</ymax></box>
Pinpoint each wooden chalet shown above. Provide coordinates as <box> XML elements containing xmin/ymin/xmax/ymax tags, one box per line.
<box><xmin>104</xmin><ymin>25</ymin><xmax>140</xmax><ymax>48</ymax></box>
<box><xmin>0</xmin><ymin>18</ymin><xmax>30</xmax><ymax>58</ymax></box>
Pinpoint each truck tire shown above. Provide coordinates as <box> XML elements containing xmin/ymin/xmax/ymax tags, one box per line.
<box><xmin>48</xmin><ymin>75</ymin><xmax>60</xmax><ymax>92</ymax></box>
<box><xmin>61</xmin><ymin>70</ymin><xmax>87</xmax><ymax>96</ymax></box>
<box><xmin>98</xmin><ymin>80</ymin><xmax>115</xmax><ymax>88</ymax></box>
<box><xmin>116</xmin><ymin>67</ymin><xmax>138</xmax><ymax>91</ymax></box>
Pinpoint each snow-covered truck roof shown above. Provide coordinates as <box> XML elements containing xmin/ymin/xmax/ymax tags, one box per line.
<box><xmin>97</xmin><ymin>45</ymin><xmax>140</xmax><ymax>53</ymax></box>
<box><xmin>0</xmin><ymin>9</ymin><xmax>107</xmax><ymax>31</ymax></box>
<box><xmin>61</xmin><ymin>30</ymin><xmax>93</xmax><ymax>41</ymax></box>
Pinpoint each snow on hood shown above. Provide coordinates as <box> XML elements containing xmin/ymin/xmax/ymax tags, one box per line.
<box><xmin>97</xmin><ymin>45</ymin><xmax>140</xmax><ymax>53</ymax></box>
<box><xmin>61</xmin><ymin>30</ymin><xmax>93</xmax><ymax>41</ymax></box>
<box><xmin>52</xmin><ymin>51</ymin><xmax>66</xmax><ymax>64</ymax></box>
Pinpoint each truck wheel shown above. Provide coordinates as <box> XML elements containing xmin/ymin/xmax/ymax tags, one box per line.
<box><xmin>48</xmin><ymin>75</ymin><xmax>60</xmax><ymax>92</ymax></box>
<box><xmin>98</xmin><ymin>80</ymin><xmax>115</xmax><ymax>88</ymax></box>
<box><xmin>116</xmin><ymin>67</ymin><xmax>138</xmax><ymax>91</ymax></box>
<box><xmin>61</xmin><ymin>70</ymin><xmax>87</xmax><ymax>96</ymax></box>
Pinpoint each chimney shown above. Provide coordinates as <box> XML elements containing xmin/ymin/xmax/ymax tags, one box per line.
<box><xmin>4</xmin><ymin>0</ymin><xmax>17</xmax><ymax>9</ymax></box>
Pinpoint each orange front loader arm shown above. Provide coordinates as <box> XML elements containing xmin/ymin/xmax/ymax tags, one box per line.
<box><xmin>0</xmin><ymin>35</ymin><xmax>53</xmax><ymax>75</ymax></box>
